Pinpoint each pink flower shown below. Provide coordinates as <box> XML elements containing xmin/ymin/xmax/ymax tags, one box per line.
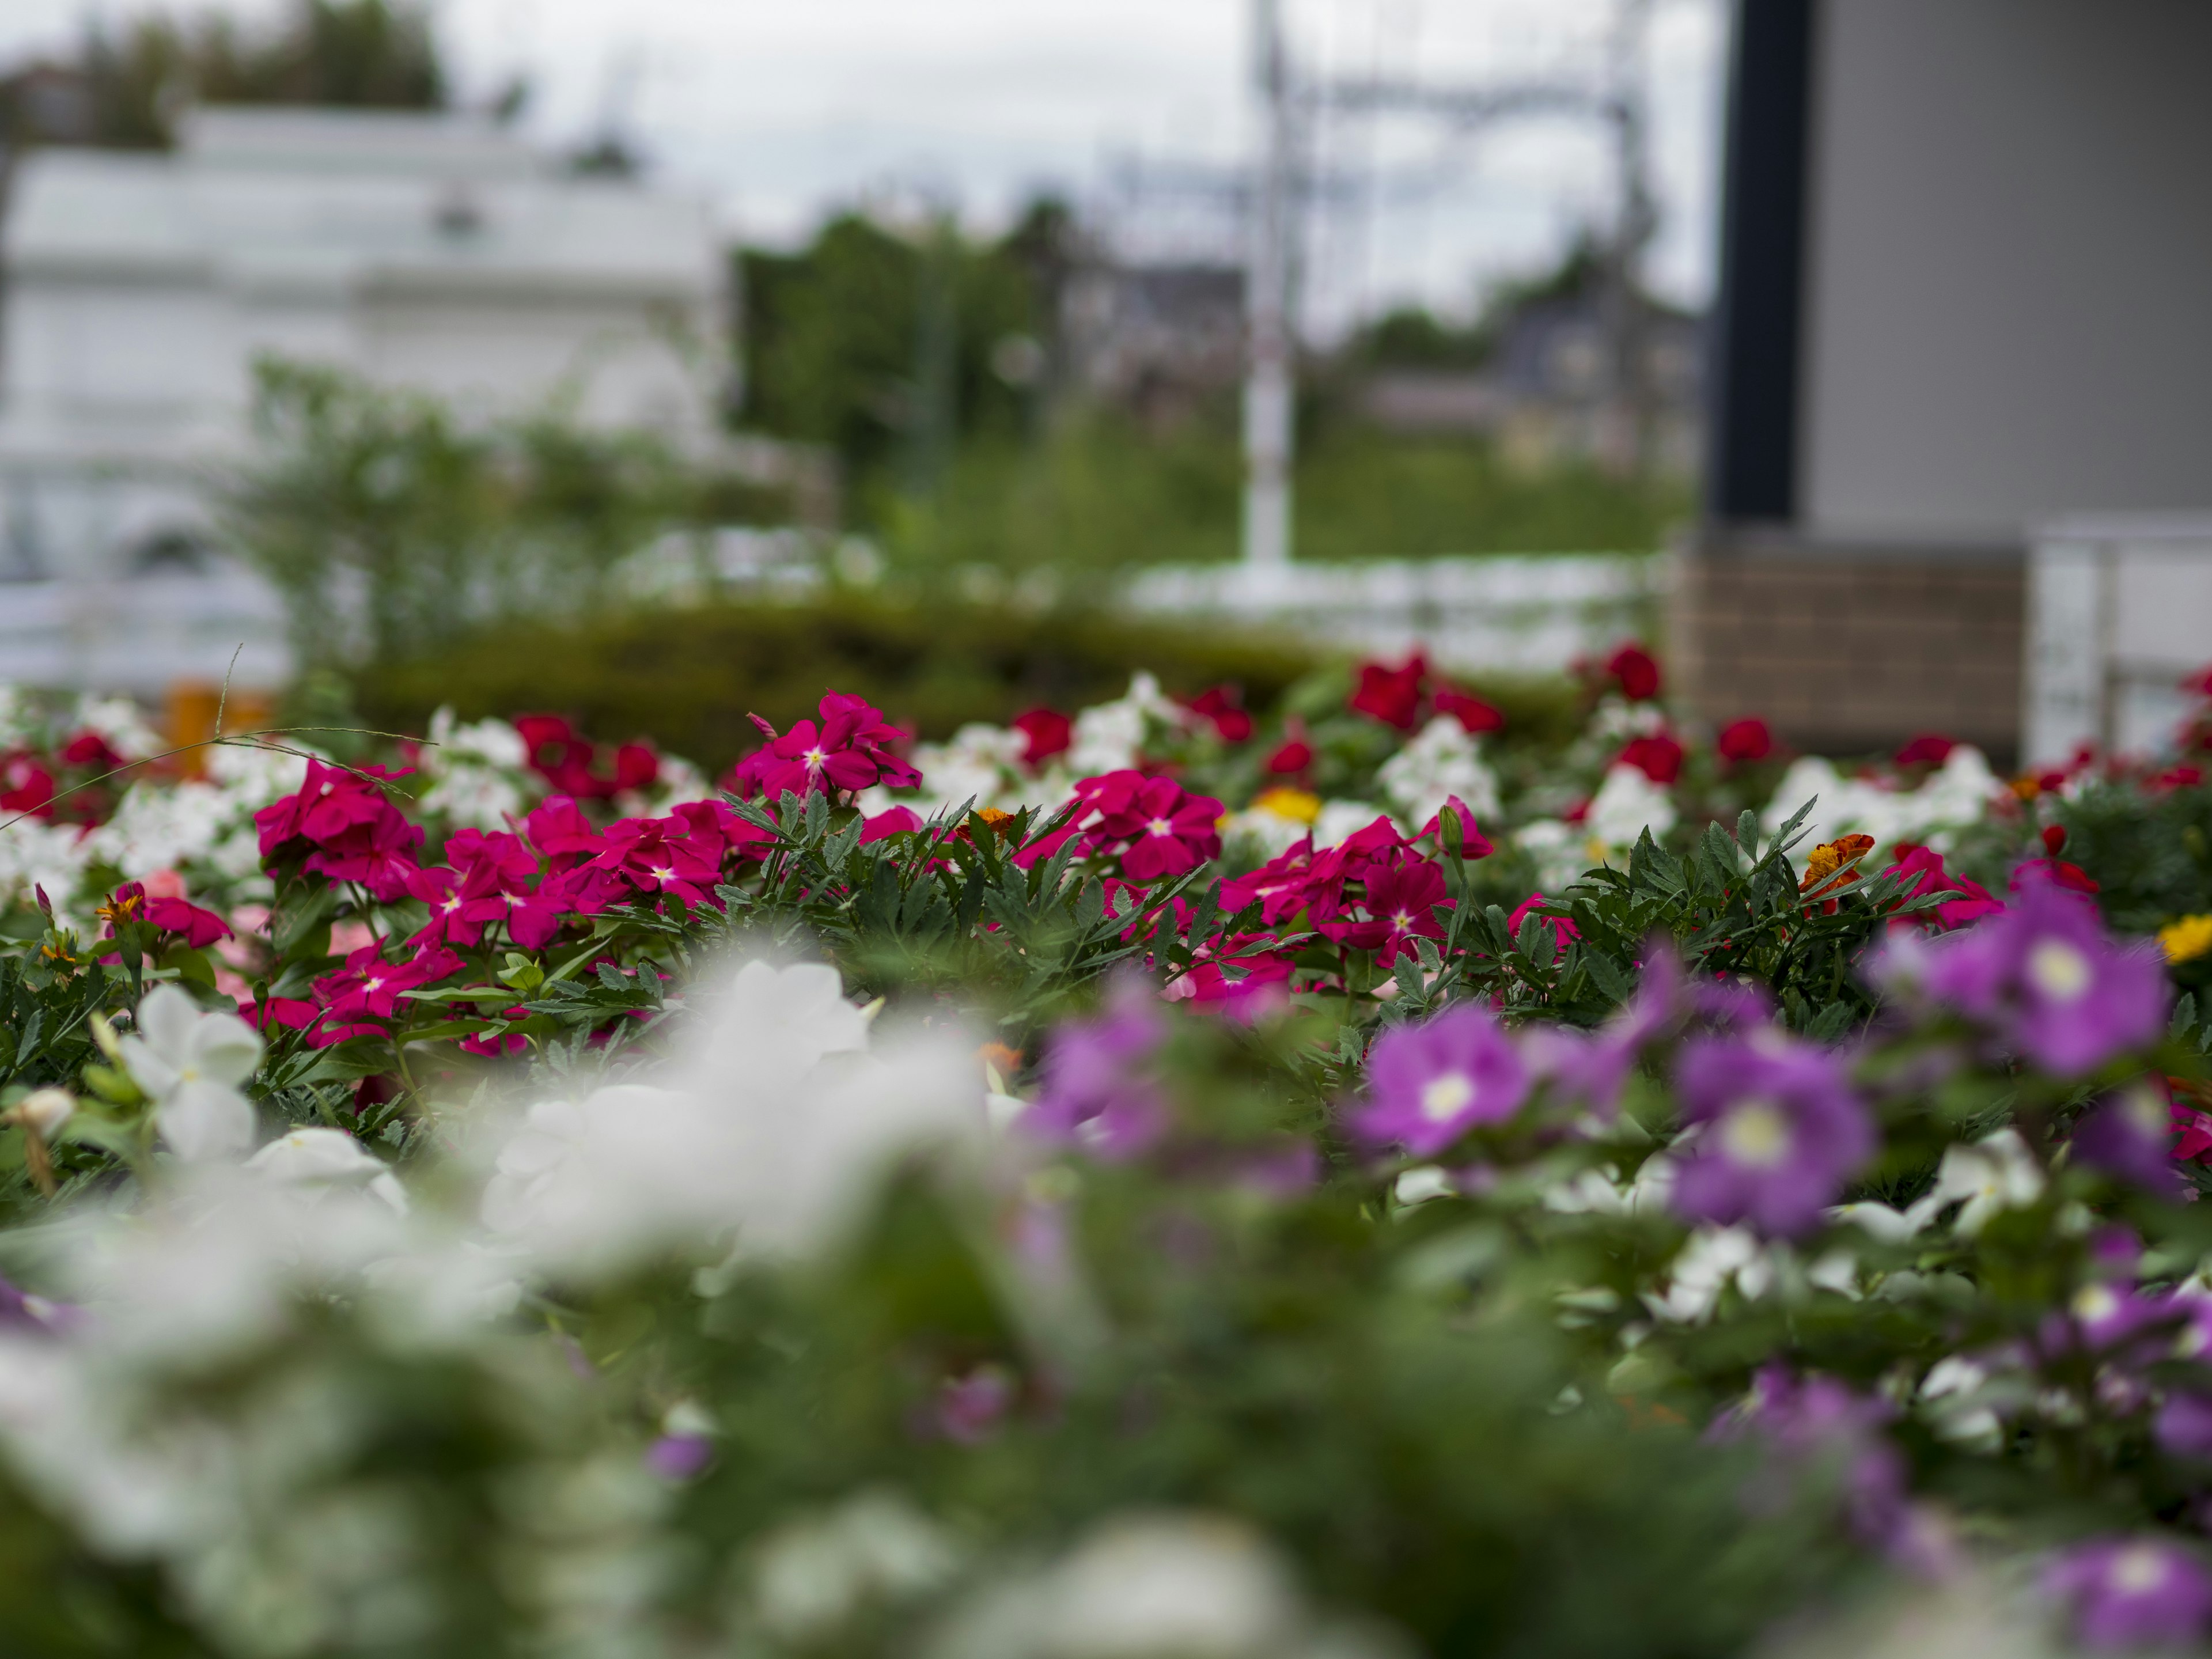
<box><xmin>730</xmin><ymin>691</ymin><xmax>921</xmax><ymax>801</ymax></box>
<box><xmin>403</xmin><ymin>865</ymin><xmax>511</xmax><ymax>949</ymax></box>
<box><xmin>861</xmin><ymin>805</ymin><xmax>924</xmax><ymax>844</ymax></box>
<box><xmin>579</xmin><ymin>816</ymin><xmax>725</xmax><ymax>913</ymax></box>
<box><xmin>145</xmin><ymin>896</ymin><xmax>232</xmax><ymax>949</ymax></box>
<box><xmin>523</xmin><ymin>797</ymin><xmax>604</xmax><ymax>874</ymax></box>
<box><xmin>1895</xmin><ymin>733</ymin><xmax>1956</xmax><ymax>768</ymax></box>
<box><xmin>1066</xmin><ymin>771</ymin><xmax>1224</xmax><ymax>880</ymax></box>
<box><xmin>309</xmin><ymin>942</ymin><xmax>464</xmax><ymax>1039</ymax></box>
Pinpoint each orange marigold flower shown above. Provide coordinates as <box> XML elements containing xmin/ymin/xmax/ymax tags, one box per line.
<box><xmin>977</xmin><ymin>1041</ymin><xmax>1022</xmax><ymax>1080</ymax></box>
<box><xmin>1799</xmin><ymin>833</ymin><xmax>1877</xmax><ymax>897</ymax></box>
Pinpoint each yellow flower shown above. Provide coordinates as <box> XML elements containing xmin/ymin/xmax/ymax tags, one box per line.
<box><xmin>1252</xmin><ymin>787</ymin><xmax>1321</xmax><ymax>825</ymax></box>
<box><xmin>2160</xmin><ymin>915</ymin><xmax>2212</xmax><ymax>964</ymax></box>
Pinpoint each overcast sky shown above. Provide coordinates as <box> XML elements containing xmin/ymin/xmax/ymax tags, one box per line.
<box><xmin>3</xmin><ymin>0</ymin><xmax>1732</xmax><ymax>334</ymax></box>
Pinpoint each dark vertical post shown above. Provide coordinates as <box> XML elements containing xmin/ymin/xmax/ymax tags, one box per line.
<box><xmin>1707</xmin><ymin>0</ymin><xmax>1815</xmax><ymax>524</ymax></box>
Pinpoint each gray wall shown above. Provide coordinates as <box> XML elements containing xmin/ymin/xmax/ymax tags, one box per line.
<box><xmin>1801</xmin><ymin>0</ymin><xmax>2212</xmax><ymax>543</ymax></box>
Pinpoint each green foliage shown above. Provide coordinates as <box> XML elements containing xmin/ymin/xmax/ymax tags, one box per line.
<box><xmin>6</xmin><ymin>0</ymin><xmax>442</xmax><ymax>150</ymax></box>
<box><xmin>228</xmin><ymin>361</ymin><xmax>775</xmax><ymax>665</ymax></box>
<box><xmin>352</xmin><ymin>598</ymin><xmax>1343</xmax><ymax>771</ymax></box>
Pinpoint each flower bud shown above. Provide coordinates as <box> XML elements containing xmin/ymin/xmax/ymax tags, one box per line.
<box><xmin>1440</xmin><ymin>805</ymin><xmax>1464</xmax><ymax>858</ymax></box>
<box><xmin>15</xmin><ymin>1088</ymin><xmax>73</xmax><ymax>1138</ymax></box>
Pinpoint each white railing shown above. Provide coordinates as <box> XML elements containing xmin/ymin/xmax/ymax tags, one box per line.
<box><xmin>2024</xmin><ymin>517</ymin><xmax>2212</xmax><ymax>767</ymax></box>
<box><xmin>0</xmin><ymin>569</ymin><xmax>292</xmax><ymax>694</ymax></box>
<box><xmin>1123</xmin><ymin>552</ymin><xmax>1672</xmax><ymax>675</ymax></box>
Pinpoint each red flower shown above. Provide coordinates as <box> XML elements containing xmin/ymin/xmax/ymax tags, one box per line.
<box><xmin>2154</xmin><ymin>765</ymin><xmax>2205</xmax><ymax>793</ymax></box>
<box><xmin>1221</xmin><ymin>840</ymin><xmax>1324</xmax><ymax>928</ymax></box>
<box><xmin>1414</xmin><ymin>796</ymin><xmax>1495</xmax><ymax>858</ymax></box>
<box><xmin>1895</xmin><ymin>733</ymin><xmax>1956</xmax><ymax>768</ymax></box>
<box><xmin>2041</xmin><ymin>824</ymin><xmax>2068</xmax><ymax>856</ymax></box>
<box><xmin>2012</xmin><ymin>857</ymin><xmax>2100</xmax><ymax>896</ymax></box>
<box><xmin>861</xmin><ymin>805</ymin><xmax>924</xmax><ymax>844</ymax></box>
<box><xmin>1605</xmin><ymin>643</ymin><xmax>1661</xmax><ymax>702</ymax></box>
<box><xmin>1434</xmin><ymin>689</ymin><xmax>1505</xmax><ymax>735</ymax></box>
<box><xmin>1506</xmin><ymin>892</ymin><xmax>1582</xmax><ymax>959</ymax></box>
<box><xmin>1012</xmin><ymin>709</ymin><xmax>1072</xmax><ymax>768</ymax></box>
<box><xmin>2172</xmin><ymin>1092</ymin><xmax>2212</xmax><ymax>1165</ymax></box>
<box><xmin>1619</xmin><ymin>733</ymin><xmax>1685</xmax><ymax>785</ymax></box>
<box><xmin>145</xmin><ymin>896</ymin><xmax>232</xmax><ymax>949</ymax></box>
<box><xmin>579</xmin><ymin>816</ymin><xmax>725</xmax><ymax>913</ymax></box>
<box><xmin>253</xmin><ymin>760</ymin><xmax>422</xmax><ymax>901</ymax></box>
<box><xmin>1716</xmin><ymin>718</ymin><xmax>1774</xmax><ymax>763</ymax></box>
<box><xmin>1064</xmin><ymin>770</ymin><xmax>1224</xmax><ymax>880</ymax></box>
<box><xmin>1883</xmin><ymin>844</ymin><xmax>2004</xmax><ymax>930</ymax></box>
<box><xmin>1184</xmin><ymin>685</ymin><xmax>1253</xmax><ymax>743</ymax></box>
<box><xmin>445</xmin><ymin>827</ymin><xmax>541</xmax><ymax>892</ymax></box>
<box><xmin>312</xmin><ymin>942</ymin><xmax>464</xmax><ymax>1033</ymax></box>
<box><xmin>523</xmin><ymin>797</ymin><xmax>604</xmax><ymax>873</ymax></box>
<box><xmin>1350</xmin><ymin>654</ymin><xmax>1429</xmax><ymax>731</ymax></box>
<box><xmin>403</xmin><ymin>865</ymin><xmax>513</xmax><ymax>949</ymax></box>
<box><xmin>0</xmin><ymin>752</ymin><xmax>55</xmax><ymax>817</ymax></box>
<box><xmin>731</xmin><ymin>691</ymin><xmax>921</xmax><ymax>801</ymax></box>
<box><xmin>1318</xmin><ymin>850</ymin><xmax>1450</xmax><ymax>967</ymax></box>
<box><xmin>60</xmin><ymin>731</ymin><xmax>124</xmax><ymax>771</ymax></box>
<box><xmin>2184</xmin><ymin>665</ymin><xmax>2212</xmax><ymax>699</ymax></box>
<box><xmin>1264</xmin><ymin>734</ymin><xmax>1313</xmax><ymax>775</ymax></box>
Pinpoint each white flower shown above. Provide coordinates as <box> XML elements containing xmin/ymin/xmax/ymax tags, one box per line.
<box><xmin>1067</xmin><ymin>673</ymin><xmax>1180</xmax><ymax>777</ymax></box>
<box><xmin>906</xmin><ymin>723</ymin><xmax>1031</xmax><ymax>814</ymax></box>
<box><xmin>753</xmin><ymin>1490</ymin><xmax>963</xmax><ymax>1641</ymax></box>
<box><xmin>1376</xmin><ymin>717</ymin><xmax>1501</xmax><ymax>825</ymax></box>
<box><xmin>480</xmin><ymin>960</ymin><xmax>982</xmax><ymax>1273</ymax></box>
<box><xmin>118</xmin><ymin>985</ymin><xmax>262</xmax><ymax>1162</ymax></box>
<box><xmin>246</xmin><ymin>1127</ymin><xmax>407</xmax><ymax>1213</ymax></box>
<box><xmin>1762</xmin><ymin>746</ymin><xmax>2001</xmax><ymax>858</ymax></box>
<box><xmin>1828</xmin><ymin>1198</ymin><xmax>1936</xmax><ymax>1243</ymax></box>
<box><xmin>1930</xmin><ymin>1130</ymin><xmax>2046</xmax><ymax>1235</ymax></box>
<box><xmin>1312</xmin><ymin>801</ymin><xmax>1391</xmax><ymax>850</ymax></box>
<box><xmin>1645</xmin><ymin>1226</ymin><xmax>1768</xmax><ymax>1324</ymax></box>
<box><xmin>926</xmin><ymin>1513</ymin><xmax>1335</xmax><ymax>1659</ymax></box>
<box><xmin>1585</xmin><ymin>763</ymin><xmax>1678</xmax><ymax>849</ymax></box>
<box><xmin>15</xmin><ymin>1087</ymin><xmax>74</xmax><ymax>1138</ymax></box>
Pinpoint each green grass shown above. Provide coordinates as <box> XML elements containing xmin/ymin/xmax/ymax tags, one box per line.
<box><xmin>880</xmin><ymin>413</ymin><xmax>1691</xmax><ymax>575</ymax></box>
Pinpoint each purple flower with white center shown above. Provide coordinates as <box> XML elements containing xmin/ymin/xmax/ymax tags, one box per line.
<box><xmin>1528</xmin><ymin>945</ymin><xmax>1686</xmax><ymax>1119</ymax></box>
<box><xmin>2044</xmin><ymin>1536</ymin><xmax>2212</xmax><ymax>1650</ymax></box>
<box><xmin>1884</xmin><ymin>872</ymin><xmax>2166</xmax><ymax>1076</ymax></box>
<box><xmin>2073</xmin><ymin>1082</ymin><xmax>2186</xmax><ymax>1195</ymax></box>
<box><xmin>1354</xmin><ymin>1006</ymin><xmax>1530</xmax><ymax>1157</ymax></box>
<box><xmin>1671</xmin><ymin>1032</ymin><xmax>1873</xmax><ymax>1237</ymax></box>
<box><xmin>1025</xmin><ymin>980</ymin><xmax>1169</xmax><ymax>1160</ymax></box>
<box><xmin>1714</xmin><ymin>1366</ymin><xmax>1916</xmax><ymax>1561</ymax></box>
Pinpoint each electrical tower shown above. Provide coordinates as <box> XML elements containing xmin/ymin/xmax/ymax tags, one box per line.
<box><xmin>1238</xmin><ymin>0</ymin><xmax>1658</xmax><ymax>569</ymax></box>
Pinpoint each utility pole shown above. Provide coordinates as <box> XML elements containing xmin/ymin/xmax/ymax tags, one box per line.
<box><xmin>1242</xmin><ymin>0</ymin><xmax>1296</xmax><ymax>573</ymax></box>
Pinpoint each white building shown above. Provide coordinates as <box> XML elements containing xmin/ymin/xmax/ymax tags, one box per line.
<box><xmin>0</xmin><ymin>106</ymin><xmax>730</xmax><ymax>692</ymax></box>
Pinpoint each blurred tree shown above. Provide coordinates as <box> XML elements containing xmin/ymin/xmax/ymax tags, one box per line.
<box><xmin>0</xmin><ymin>0</ymin><xmax>442</xmax><ymax>151</ymax></box>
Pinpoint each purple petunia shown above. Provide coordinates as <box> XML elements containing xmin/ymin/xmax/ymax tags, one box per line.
<box><xmin>1878</xmin><ymin>871</ymin><xmax>2166</xmax><ymax>1077</ymax></box>
<box><xmin>1024</xmin><ymin>980</ymin><xmax>1170</xmax><ymax>1159</ymax></box>
<box><xmin>1717</xmin><ymin>1366</ymin><xmax>1915</xmax><ymax>1560</ymax></box>
<box><xmin>1355</xmin><ymin>1006</ymin><xmax>1531</xmax><ymax>1157</ymax></box>
<box><xmin>2073</xmin><ymin>1081</ymin><xmax>2186</xmax><ymax>1195</ymax></box>
<box><xmin>1671</xmin><ymin>1032</ymin><xmax>1873</xmax><ymax>1237</ymax></box>
<box><xmin>2045</xmin><ymin>1536</ymin><xmax>2212</xmax><ymax>1650</ymax></box>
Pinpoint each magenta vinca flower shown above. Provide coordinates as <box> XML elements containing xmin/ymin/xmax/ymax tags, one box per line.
<box><xmin>1354</xmin><ymin>1006</ymin><xmax>1529</xmax><ymax>1157</ymax></box>
<box><xmin>2044</xmin><ymin>1536</ymin><xmax>2212</xmax><ymax>1650</ymax></box>
<box><xmin>1671</xmin><ymin>1032</ymin><xmax>1873</xmax><ymax>1237</ymax></box>
<box><xmin>1885</xmin><ymin>872</ymin><xmax>2166</xmax><ymax>1077</ymax></box>
<box><xmin>1024</xmin><ymin>982</ymin><xmax>1170</xmax><ymax>1160</ymax></box>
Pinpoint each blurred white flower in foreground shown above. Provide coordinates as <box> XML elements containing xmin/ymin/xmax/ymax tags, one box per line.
<box><xmin>481</xmin><ymin>959</ymin><xmax>982</xmax><ymax>1272</ymax></box>
<box><xmin>751</xmin><ymin>1489</ymin><xmax>963</xmax><ymax>1642</ymax></box>
<box><xmin>118</xmin><ymin>984</ymin><xmax>262</xmax><ymax>1162</ymax></box>
<box><xmin>247</xmin><ymin>1127</ymin><xmax>408</xmax><ymax>1213</ymax></box>
<box><xmin>926</xmin><ymin>1512</ymin><xmax>1407</xmax><ymax>1659</ymax></box>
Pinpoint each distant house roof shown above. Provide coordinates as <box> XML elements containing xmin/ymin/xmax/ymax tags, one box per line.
<box><xmin>3</xmin><ymin>106</ymin><xmax>719</xmax><ymax>303</ymax></box>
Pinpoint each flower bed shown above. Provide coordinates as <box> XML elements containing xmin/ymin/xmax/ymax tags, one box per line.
<box><xmin>1</xmin><ymin>649</ymin><xmax>2211</xmax><ymax>1653</ymax></box>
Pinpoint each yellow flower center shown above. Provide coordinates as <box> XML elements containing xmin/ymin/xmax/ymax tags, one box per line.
<box><xmin>1419</xmin><ymin>1071</ymin><xmax>1476</xmax><ymax>1123</ymax></box>
<box><xmin>1391</xmin><ymin>911</ymin><xmax>1415</xmax><ymax>931</ymax></box>
<box><xmin>2027</xmin><ymin>938</ymin><xmax>2092</xmax><ymax>1002</ymax></box>
<box><xmin>1719</xmin><ymin>1100</ymin><xmax>1792</xmax><ymax>1168</ymax></box>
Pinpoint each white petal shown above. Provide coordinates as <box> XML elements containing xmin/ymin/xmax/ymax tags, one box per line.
<box><xmin>185</xmin><ymin>1016</ymin><xmax>264</xmax><ymax>1088</ymax></box>
<box><xmin>156</xmin><ymin>1080</ymin><xmax>256</xmax><ymax>1162</ymax></box>
<box><xmin>115</xmin><ymin>1034</ymin><xmax>182</xmax><ymax>1100</ymax></box>
<box><xmin>134</xmin><ymin>984</ymin><xmax>202</xmax><ymax>1059</ymax></box>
